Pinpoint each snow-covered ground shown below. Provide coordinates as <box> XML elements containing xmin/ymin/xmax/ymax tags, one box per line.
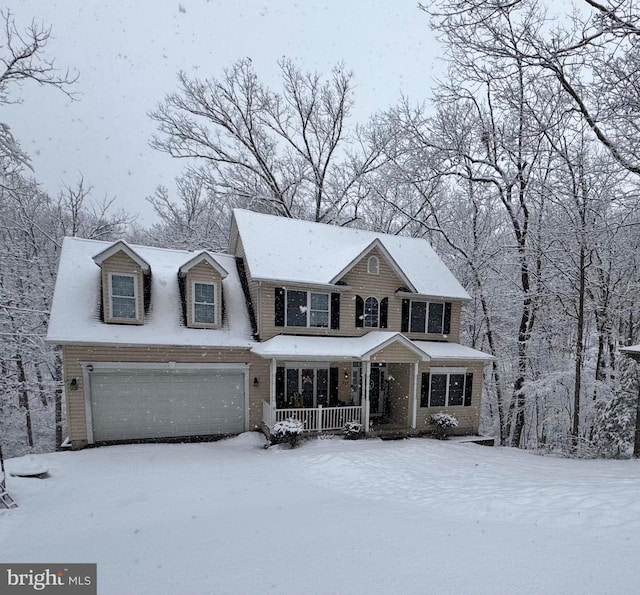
<box><xmin>1</xmin><ymin>434</ymin><xmax>639</xmax><ymax>594</ymax></box>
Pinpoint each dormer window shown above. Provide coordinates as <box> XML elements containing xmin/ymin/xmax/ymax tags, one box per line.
<box><xmin>179</xmin><ymin>251</ymin><xmax>228</xmax><ymax>329</ymax></box>
<box><xmin>110</xmin><ymin>273</ymin><xmax>138</xmax><ymax>320</ymax></box>
<box><xmin>367</xmin><ymin>255</ymin><xmax>379</xmax><ymax>275</ymax></box>
<box><xmin>93</xmin><ymin>240</ymin><xmax>149</xmax><ymax>325</ymax></box>
<box><xmin>193</xmin><ymin>282</ymin><xmax>216</xmax><ymax>325</ymax></box>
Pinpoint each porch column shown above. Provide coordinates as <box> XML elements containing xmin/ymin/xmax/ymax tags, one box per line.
<box><xmin>270</xmin><ymin>358</ymin><xmax>277</xmax><ymax>427</ymax></box>
<box><xmin>412</xmin><ymin>361</ymin><xmax>420</xmax><ymax>430</ymax></box>
<box><xmin>363</xmin><ymin>360</ymin><xmax>371</xmax><ymax>433</ymax></box>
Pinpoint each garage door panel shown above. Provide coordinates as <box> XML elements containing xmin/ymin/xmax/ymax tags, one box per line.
<box><xmin>90</xmin><ymin>369</ymin><xmax>246</xmax><ymax>442</ymax></box>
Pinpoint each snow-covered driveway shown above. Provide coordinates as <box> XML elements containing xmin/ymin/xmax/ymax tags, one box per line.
<box><xmin>1</xmin><ymin>434</ymin><xmax>639</xmax><ymax>594</ymax></box>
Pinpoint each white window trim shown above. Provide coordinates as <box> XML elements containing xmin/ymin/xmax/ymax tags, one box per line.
<box><xmin>285</xmin><ymin>289</ymin><xmax>330</xmax><ymax>329</ymax></box>
<box><xmin>427</xmin><ymin>369</ymin><xmax>469</xmax><ymax>408</ymax></box>
<box><xmin>409</xmin><ymin>300</ymin><xmax>447</xmax><ymax>334</ymax></box>
<box><xmin>192</xmin><ymin>280</ymin><xmax>217</xmax><ymax>326</ymax></box>
<box><xmin>363</xmin><ymin>296</ymin><xmax>380</xmax><ymax>328</ymax></box>
<box><xmin>367</xmin><ymin>255</ymin><xmax>380</xmax><ymax>275</ymax></box>
<box><xmin>108</xmin><ymin>272</ymin><xmax>139</xmax><ymax>321</ymax></box>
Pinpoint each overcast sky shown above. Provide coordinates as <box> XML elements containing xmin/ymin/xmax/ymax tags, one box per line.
<box><xmin>7</xmin><ymin>1</ymin><xmax>444</xmax><ymax>224</ymax></box>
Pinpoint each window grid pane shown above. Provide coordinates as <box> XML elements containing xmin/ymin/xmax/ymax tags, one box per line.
<box><xmin>428</xmin><ymin>302</ymin><xmax>444</xmax><ymax>334</ymax></box>
<box><xmin>111</xmin><ymin>275</ymin><xmax>136</xmax><ymax>319</ymax></box>
<box><xmin>429</xmin><ymin>374</ymin><xmax>447</xmax><ymax>407</ymax></box>
<box><xmin>309</xmin><ymin>292</ymin><xmax>329</xmax><ymax>328</ymax></box>
<box><xmin>112</xmin><ymin>296</ymin><xmax>136</xmax><ymax>319</ymax></box>
<box><xmin>194</xmin><ymin>303</ymin><xmax>215</xmax><ymax>324</ymax></box>
<box><xmin>448</xmin><ymin>374</ymin><xmax>465</xmax><ymax>406</ymax></box>
<box><xmin>193</xmin><ymin>283</ymin><xmax>216</xmax><ymax>324</ymax></box>
<box><xmin>364</xmin><ymin>297</ymin><xmax>379</xmax><ymax>328</ymax></box>
<box><xmin>286</xmin><ymin>290</ymin><xmax>308</xmax><ymax>327</ymax></box>
<box><xmin>410</xmin><ymin>301</ymin><xmax>427</xmax><ymax>333</ymax></box>
<box><xmin>194</xmin><ymin>283</ymin><xmax>215</xmax><ymax>304</ymax></box>
<box><xmin>112</xmin><ymin>275</ymin><xmax>135</xmax><ymax>297</ymax></box>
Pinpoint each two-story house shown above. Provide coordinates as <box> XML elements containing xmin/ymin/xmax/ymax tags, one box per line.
<box><xmin>47</xmin><ymin>209</ymin><xmax>493</xmax><ymax>449</ymax></box>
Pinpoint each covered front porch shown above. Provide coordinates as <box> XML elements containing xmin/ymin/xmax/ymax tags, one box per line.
<box><xmin>253</xmin><ymin>333</ymin><xmax>428</xmax><ymax>435</ymax></box>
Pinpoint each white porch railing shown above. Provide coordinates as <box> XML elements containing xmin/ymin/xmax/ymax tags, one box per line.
<box><xmin>268</xmin><ymin>404</ymin><xmax>363</xmax><ymax>432</ymax></box>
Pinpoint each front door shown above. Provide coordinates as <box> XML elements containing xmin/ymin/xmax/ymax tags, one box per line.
<box><xmin>285</xmin><ymin>367</ymin><xmax>329</xmax><ymax>408</ymax></box>
<box><xmin>369</xmin><ymin>364</ymin><xmax>387</xmax><ymax>419</ymax></box>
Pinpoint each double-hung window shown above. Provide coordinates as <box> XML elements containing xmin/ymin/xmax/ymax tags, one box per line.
<box><xmin>110</xmin><ymin>273</ymin><xmax>137</xmax><ymax>319</ymax></box>
<box><xmin>309</xmin><ymin>293</ymin><xmax>330</xmax><ymax>327</ymax></box>
<box><xmin>286</xmin><ymin>290</ymin><xmax>329</xmax><ymax>328</ymax></box>
<box><xmin>409</xmin><ymin>300</ymin><xmax>450</xmax><ymax>334</ymax></box>
<box><xmin>193</xmin><ymin>282</ymin><xmax>216</xmax><ymax>325</ymax></box>
<box><xmin>420</xmin><ymin>369</ymin><xmax>472</xmax><ymax>407</ymax></box>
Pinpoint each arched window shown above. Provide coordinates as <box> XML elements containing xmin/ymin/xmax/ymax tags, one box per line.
<box><xmin>364</xmin><ymin>297</ymin><xmax>379</xmax><ymax>328</ymax></box>
<box><xmin>367</xmin><ymin>255</ymin><xmax>379</xmax><ymax>275</ymax></box>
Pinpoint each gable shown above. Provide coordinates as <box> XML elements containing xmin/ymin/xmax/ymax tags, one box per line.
<box><xmin>100</xmin><ymin>249</ymin><xmax>142</xmax><ymax>272</ymax></box>
<box><xmin>335</xmin><ymin>245</ymin><xmax>408</xmax><ymax>293</ymax></box>
<box><xmin>369</xmin><ymin>341</ymin><xmax>423</xmax><ymax>364</ymax></box>
<box><xmin>179</xmin><ymin>252</ymin><xmax>228</xmax><ymax>278</ymax></box>
<box><xmin>92</xmin><ymin>240</ymin><xmax>150</xmax><ymax>271</ymax></box>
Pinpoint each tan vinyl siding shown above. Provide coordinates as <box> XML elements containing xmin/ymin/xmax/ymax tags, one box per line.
<box><xmin>62</xmin><ymin>344</ymin><xmax>269</xmax><ymax>448</ymax></box>
<box><xmin>184</xmin><ymin>261</ymin><xmax>223</xmax><ymax>328</ymax></box>
<box><xmin>256</xmin><ymin>246</ymin><xmax>464</xmax><ymax>342</ymax></box>
<box><xmin>370</xmin><ymin>343</ymin><xmax>421</xmax><ymax>364</ymax></box>
<box><xmin>101</xmin><ymin>251</ymin><xmax>145</xmax><ymax>325</ymax></box>
<box><xmin>415</xmin><ymin>360</ymin><xmax>484</xmax><ymax>434</ymax></box>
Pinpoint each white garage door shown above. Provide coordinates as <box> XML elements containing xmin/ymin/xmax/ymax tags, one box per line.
<box><xmin>89</xmin><ymin>368</ymin><xmax>247</xmax><ymax>442</ymax></box>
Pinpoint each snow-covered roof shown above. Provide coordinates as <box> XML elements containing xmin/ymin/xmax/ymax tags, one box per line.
<box><xmin>47</xmin><ymin>237</ymin><xmax>254</xmax><ymax>348</ymax></box>
<box><xmin>232</xmin><ymin>209</ymin><xmax>470</xmax><ymax>300</ymax></box>
<box><xmin>412</xmin><ymin>341</ymin><xmax>495</xmax><ymax>362</ymax></box>
<box><xmin>251</xmin><ymin>332</ymin><xmax>429</xmax><ymax>361</ymax></box>
<box><xmin>620</xmin><ymin>344</ymin><xmax>640</xmax><ymax>357</ymax></box>
<box><xmin>252</xmin><ymin>332</ymin><xmax>494</xmax><ymax>362</ymax></box>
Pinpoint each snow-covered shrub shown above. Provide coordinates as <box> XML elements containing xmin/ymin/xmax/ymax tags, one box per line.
<box><xmin>270</xmin><ymin>418</ymin><xmax>305</xmax><ymax>448</ymax></box>
<box><xmin>343</xmin><ymin>421</ymin><xmax>364</xmax><ymax>440</ymax></box>
<box><xmin>429</xmin><ymin>412</ymin><xmax>459</xmax><ymax>440</ymax></box>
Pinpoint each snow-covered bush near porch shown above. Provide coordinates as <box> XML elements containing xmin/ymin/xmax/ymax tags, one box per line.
<box><xmin>429</xmin><ymin>412</ymin><xmax>459</xmax><ymax>439</ymax></box>
<box><xmin>342</xmin><ymin>421</ymin><xmax>363</xmax><ymax>440</ymax></box>
<box><xmin>270</xmin><ymin>417</ymin><xmax>304</xmax><ymax>447</ymax></box>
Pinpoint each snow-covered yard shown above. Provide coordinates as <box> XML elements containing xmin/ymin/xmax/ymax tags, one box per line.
<box><xmin>1</xmin><ymin>434</ymin><xmax>639</xmax><ymax>594</ymax></box>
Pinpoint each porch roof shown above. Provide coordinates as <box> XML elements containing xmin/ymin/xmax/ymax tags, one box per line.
<box><xmin>413</xmin><ymin>341</ymin><xmax>495</xmax><ymax>362</ymax></box>
<box><xmin>251</xmin><ymin>332</ymin><xmax>430</xmax><ymax>361</ymax></box>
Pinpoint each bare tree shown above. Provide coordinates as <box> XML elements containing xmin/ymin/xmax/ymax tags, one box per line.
<box><xmin>0</xmin><ymin>10</ymin><xmax>77</xmax><ymax>168</ymax></box>
<box><xmin>150</xmin><ymin>58</ymin><xmax>388</xmax><ymax>224</ymax></box>
<box><xmin>422</xmin><ymin>0</ymin><xmax>640</xmax><ymax>177</ymax></box>
<box><xmin>144</xmin><ymin>169</ymin><xmax>231</xmax><ymax>251</ymax></box>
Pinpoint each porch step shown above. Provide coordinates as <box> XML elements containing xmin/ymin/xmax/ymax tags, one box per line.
<box><xmin>369</xmin><ymin>426</ymin><xmax>415</xmax><ymax>440</ymax></box>
<box><xmin>448</xmin><ymin>435</ymin><xmax>495</xmax><ymax>447</ymax></box>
